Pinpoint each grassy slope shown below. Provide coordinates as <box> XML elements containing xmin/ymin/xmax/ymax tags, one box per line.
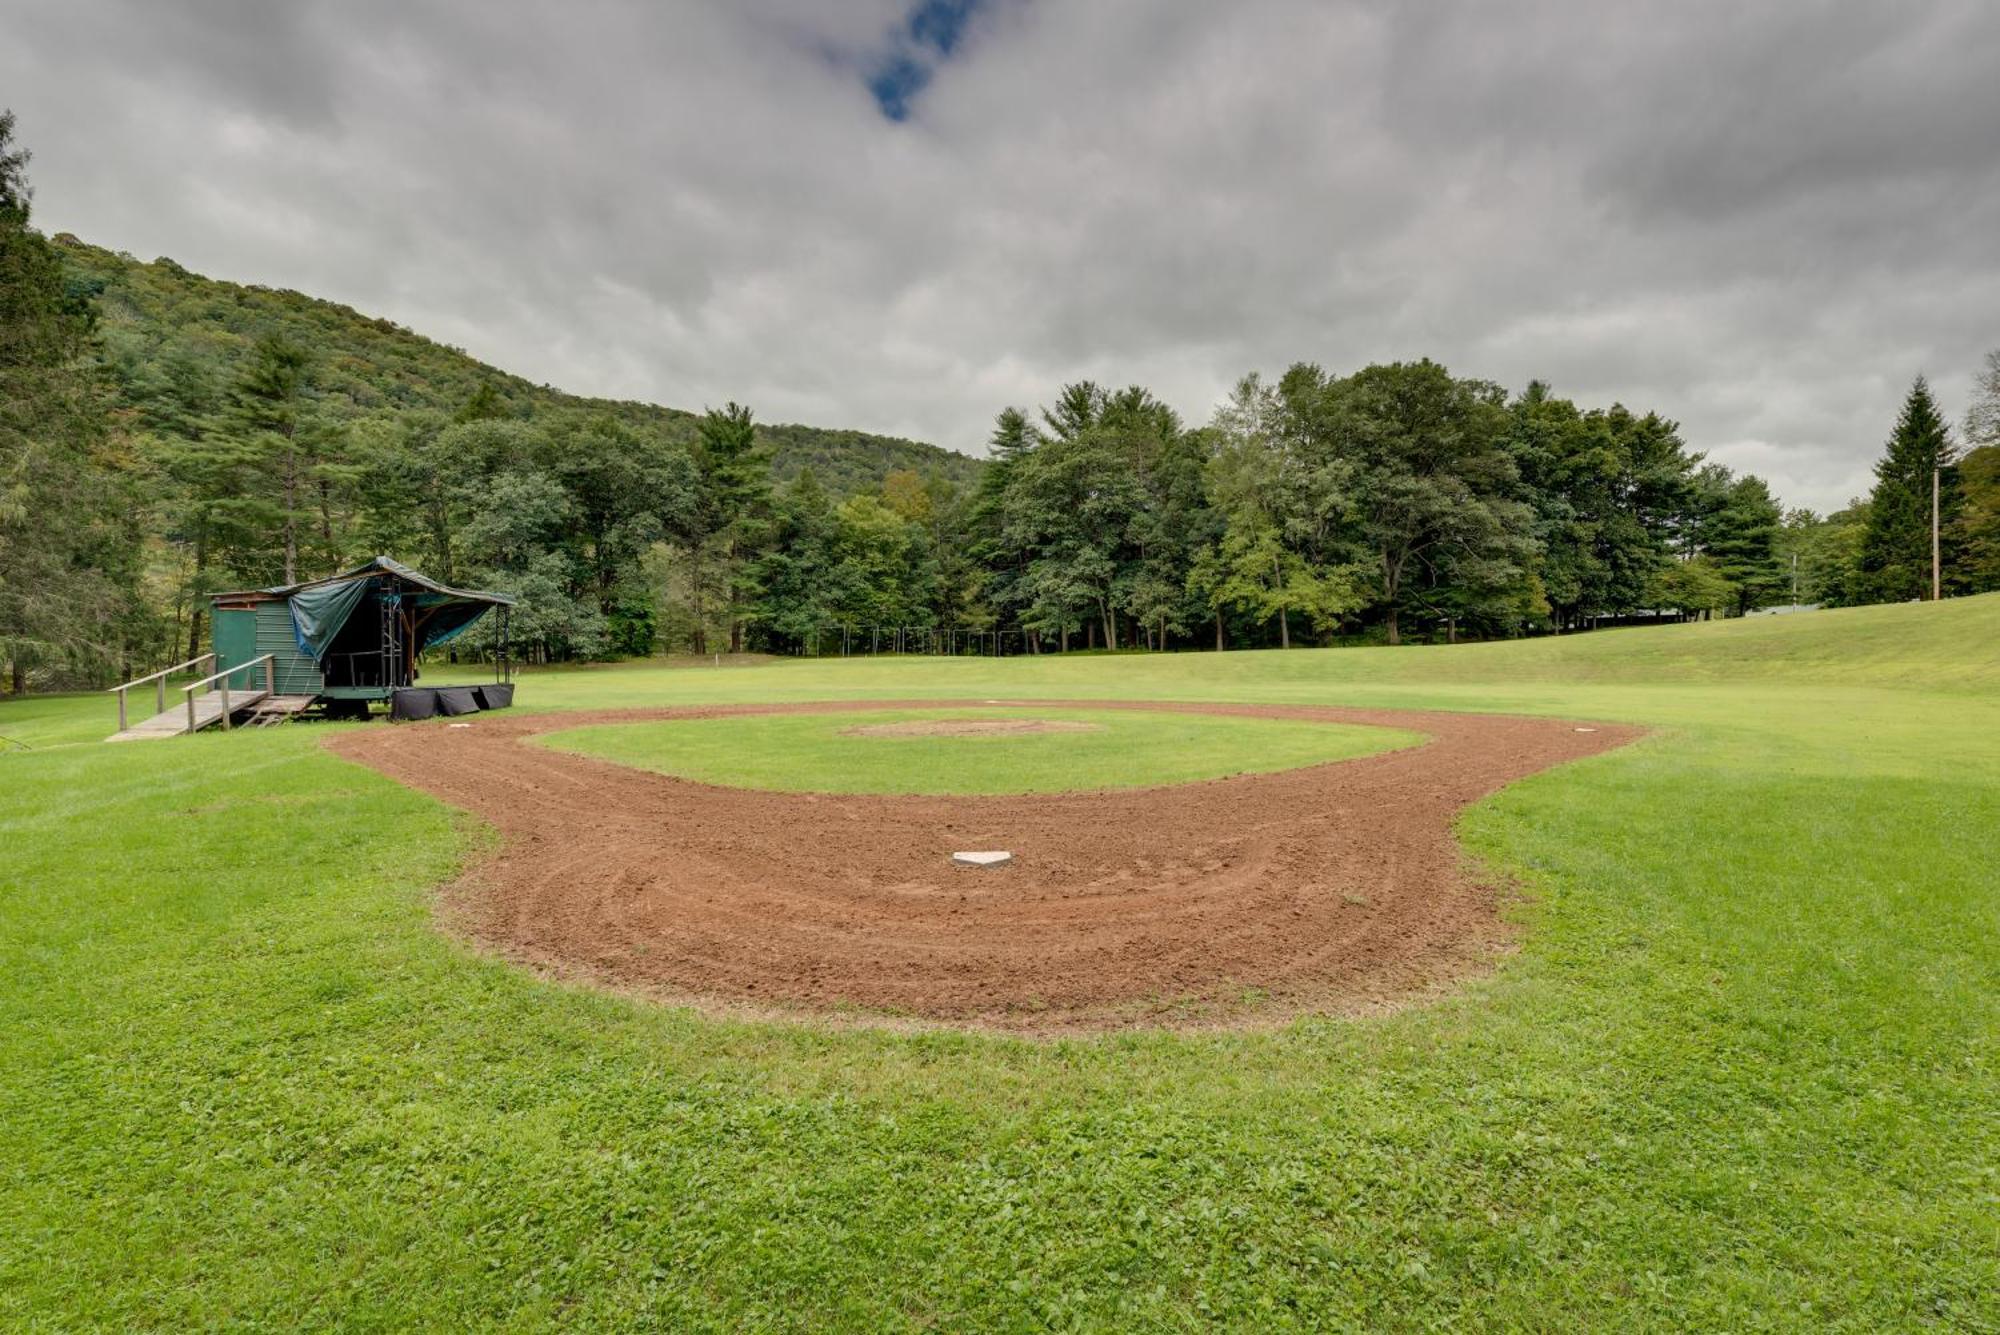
<box><xmin>541</xmin><ymin>708</ymin><xmax>1415</xmax><ymax>795</ymax></box>
<box><xmin>2</xmin><ymin>599</ymin><xmax>1997</xmax><ymax>1330</ymax></box>
<box><xmin>58</xmin><ymin>237</ymin><xmax>984</xmax><ymax>495</ymax></box>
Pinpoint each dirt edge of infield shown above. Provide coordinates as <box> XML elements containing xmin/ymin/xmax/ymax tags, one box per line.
<box><xmin>328</xmin><ymin>699</ymin><xmax>1643</xmax><ymax>1035</ymax></box>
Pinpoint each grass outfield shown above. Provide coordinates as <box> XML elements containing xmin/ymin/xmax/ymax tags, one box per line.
<box><xmin>3</xmin><ymin>597</ymin><xmax>1997</xmax><ymax>1329</ymax></box>
<box><xmin>540</xmin><ymin>707</ymin><xmax>1418</xmax><ymax>794</ymax></box>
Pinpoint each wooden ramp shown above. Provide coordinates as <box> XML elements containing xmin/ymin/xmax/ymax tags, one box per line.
<box><xmin>107</xmin><ymin>689</ymin><xmax>312</xmax><ymax>742</ymax></box>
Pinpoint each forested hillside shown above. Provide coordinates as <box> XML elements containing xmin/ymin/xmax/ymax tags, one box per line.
<box><xmin>4</xmin><ymin>111</ymin><xmax>1998</xmax><ymax>691</ymax></box>
<box><xmin>58</xmin><ymin>238</ymin><xmax>983</xmax><ymax>497</ymax></box>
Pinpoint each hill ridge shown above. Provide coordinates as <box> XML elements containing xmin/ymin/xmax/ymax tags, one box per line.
<box><xmin>54</xmin><ymin>234</ymin><xmax>984</xmax><ymax>495</ymax></box>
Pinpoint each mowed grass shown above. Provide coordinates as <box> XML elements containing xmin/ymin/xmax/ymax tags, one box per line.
<box><xmin>540</xmin><ymin>707</ymin><xmax>1417</xmax><ymax>794</ymax></box>
<box><xmin>2</xmin><ymin>596</ymin><xmax>1998</xmax><ymax>1330</ymax></box>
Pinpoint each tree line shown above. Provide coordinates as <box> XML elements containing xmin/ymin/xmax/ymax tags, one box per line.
<box><xmin>5</xmin><ymin>110</ymin><xmax>2000</xmax><ymax>692</ymax></box>
<box><xmin>1780</xmin><ymin>368</ymin><xmax>2000</xmax><ymax>607</ymax></box>
<box><xmin>762</xmin><ymin>366</ymin><xmax>1790</xmax><ymax>655</ymax></box>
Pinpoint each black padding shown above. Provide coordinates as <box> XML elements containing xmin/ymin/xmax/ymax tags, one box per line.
<box><xmin>474</xmin><ymin>683</ymin><xmax>515</xmax><ymax>710</ymax></box>
<box><xmin>435</xmin><ymin>687</ymin><xmax>482</xmax><ymax>716</ymax></box>
<box><xmin>390</xmin><ymin>688</ymin><xmax>438</xmax><ymax>721</ymax></box>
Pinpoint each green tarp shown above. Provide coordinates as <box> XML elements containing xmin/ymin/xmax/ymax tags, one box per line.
<box><xmin>243</xmin><ymin>556</ymin><xmax>513</xmax><ymax>662</ymax></box>
<box><xmin>287</xmin><ymin>578</ymin><xmax>374</xmax><ymax>660</ymax></box>
<box><xmin>408</xmin><ymin>595</ymin><xmax>493</xmax><ymax>651</ymax></box>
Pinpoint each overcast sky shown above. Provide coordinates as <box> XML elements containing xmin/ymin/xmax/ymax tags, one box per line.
<box><xmin>6</xmin><ymin>0</ymin><xmax>1997</xmax><ymax>510</ymax></box>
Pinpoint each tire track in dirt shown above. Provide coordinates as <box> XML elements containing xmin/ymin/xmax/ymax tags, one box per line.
<box><xmin>328</xmin><ymin>699</ymin><xmax>1641</xmax><ymax>1033</ymax></box>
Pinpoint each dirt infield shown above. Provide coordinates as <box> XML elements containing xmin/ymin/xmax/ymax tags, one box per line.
<box><xmin>328</xmin><ymin>701</ymin><xmax>1641</xmax><ymax>1033</ymax></box>
<box><xmin>842</xmin><ymin>717</ymin><xmax>1104</xmax><ymax>737</ymax></box>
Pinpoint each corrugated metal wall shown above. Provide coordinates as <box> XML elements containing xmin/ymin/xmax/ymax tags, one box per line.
<box><xmin>254</xmin><ymin>602</ymin><xmax>324</xmax><ymax>695</ymax></box>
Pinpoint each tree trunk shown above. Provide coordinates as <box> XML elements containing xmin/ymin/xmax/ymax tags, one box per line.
<box><xmin>1447</xmin><ymin>617</ymin><xmax>1457</xmax><ymax>645</ymax></box>
<box><xmin>1214</xmin><ymin>612</ymin><xmax>1225</xmax><ymax>651</ymax></box>
<box><xmin>1382</xmin><ymin>548</ymin><xmax>1404</xmax><ymax>646</ymax></box>
<box><xmin>185</xmin><ymin>528</ymin><xmax>209</xmax><ymax>660</ymax></box>
<box><xmin>282</xmin><ymin>448</ymin><xmax>299</xmax><ymax>583</ymax></box>
<box><xmin>1278</xmin><ymin>606</ymin><xmax>1290</xmax><ymax>649</ymax></box>
<box><xmin>8</xmin><ymin>659</ymin><xmax>23</xmax><ymax>696</ymax></box>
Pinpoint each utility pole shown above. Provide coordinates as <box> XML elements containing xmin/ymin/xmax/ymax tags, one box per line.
<box><xmin>1932</xmin><ymin>463</ymin><xmax>1942</xmax><ymax>602</ymax></box>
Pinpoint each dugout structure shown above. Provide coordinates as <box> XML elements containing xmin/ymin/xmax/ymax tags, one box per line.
<box><xmin>210</xmin><ymin>556</ymin><xmax>514</xmax><ymax>716</ymax></box>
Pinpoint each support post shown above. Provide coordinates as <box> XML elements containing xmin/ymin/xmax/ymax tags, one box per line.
<box><xmin>1932</xmin><ymin>464</ymin><xmax>1942</xmax><ymax>602</ymax></box>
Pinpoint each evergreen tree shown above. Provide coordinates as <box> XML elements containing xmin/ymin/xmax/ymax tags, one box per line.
<box><xmin>1505</xmin><ymin>387</ymin><xmax>1699</xmax><ymax>630</ymax></box>
<box><xmin>1004</xmin><ymin>420</ymin><xmax>1142</xmax><ymax>650</ymax></box>
<box><xmin>1858</xmin><ymin>377</ymin><xmax>1961</xmax><ymax>602</ymax></box>
<box><xmin>988</xmin><ymin>406</ymin><xmax>1035</xmax><ymax>460</ymax></box>
<box><xmin>754</xmin><ymin>468</ymin><xmax>848</xmax><ymax>649</ymax></box>
<box><xmin>1040</xmin><ymin>381</ymin><xmax>1104</xmax><ymax>442</ymax></box>
<box><xmin>216</xmin><ymin>334</ymin><xmax>314</xmax><ymax>582</ymax></box>
<box><xmin>692</xmin><ymin>402</ymin><xmax>772</xmax><ymax>653</ymax></box>
<box><xmin>1961</xmin><ymin>352</ymin><xmax>2000</xmax><ymax>593</ymax></box>
<box><xmin>964</xmin><ymin>407</ymin><xmax>1038</xmax><ymax>639</ymax></box>
<box><xmin>0</xmin><ymin>110</ymin><xmax>148</xmax><ymax>691</ymax></box>
<box><xmin>454</xmin><ymin>380</ymin><xmax>508</xmax><ymax>424</ymax></box>
<box><xmin>1699</xmin><ymin>468</ymin><xmax>1785</xmax><ymax>613</ymax></box>
<box><xmin>1957</xmin><ymin>445</ymin><xmax>2000</xmax><ymax>594</ymax></box>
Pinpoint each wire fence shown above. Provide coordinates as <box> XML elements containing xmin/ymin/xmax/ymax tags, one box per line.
<box><xmin>796</xmin><ymin>626</ymin><xmax>1037</xmax><ymax>657</ymax></box>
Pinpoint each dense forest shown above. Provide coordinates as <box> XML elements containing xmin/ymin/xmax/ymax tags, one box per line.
<box><xmin>4</xmin><ymin>113</ymin><xmax>1998</xmax><ymax>690</ymax></box>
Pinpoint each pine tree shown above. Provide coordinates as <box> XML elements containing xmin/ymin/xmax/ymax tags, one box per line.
<box><xmin>454</xmin><ymin>380</ymin><xmax>507</xmax><ymax>423</ymax></box>
<box><xmin>0</xmin><ymin>110</ymin><xmax>149</xmax><ymax>691</ymax></box>
<box><xmin>988</xmin><ymin>406</ymin><xmax>1035</xmax><ymax>460</ymax></box>
<box><xmin>217</xmin><ymin>335</ymin><xmax>313</xmax><ymax>582</ymax></box>
<box><xmin>694</xmin><ymin>402</ymin><xmax>771</xmax><ymax>653</ymax></box>
<box><xmin>1858</xmin><ymin>377</ymin><xmax>1961</xmax><ymax>602</ymax></box>
<box><xmin>1702</xmin><ymin>471</ymin><xmax>1785</xmax><ymax>613</ymax></box>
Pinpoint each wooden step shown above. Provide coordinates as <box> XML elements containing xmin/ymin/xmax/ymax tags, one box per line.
<box><xmin>248</xmin><ymin>695</ymin><xmax>316</xmax><ymax>727</ymax></box>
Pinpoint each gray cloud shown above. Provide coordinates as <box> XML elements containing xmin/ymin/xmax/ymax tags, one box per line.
<box><xmin>4</xmin><ymin>0</ymin><xmax>1995</xmax><ymax>509</ymax></box>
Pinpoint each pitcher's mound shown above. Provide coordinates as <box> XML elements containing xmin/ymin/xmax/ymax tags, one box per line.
<box><xmin>842</xmin><ymin>718</ymin><xmax>1104</xmax><ymax>738</ymax></box>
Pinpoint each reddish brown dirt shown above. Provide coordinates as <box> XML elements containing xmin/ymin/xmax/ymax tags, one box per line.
<box><xmin>328</xmin><ymin>700</ymin><xmax>1641</xmax><ymax>1033</ymax></box>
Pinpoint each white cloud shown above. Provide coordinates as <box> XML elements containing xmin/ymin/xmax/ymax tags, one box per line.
<box><xmin>4</xmin><ymin>0</ymin><xmax>1996</xmax><ymax>509</ymax></box>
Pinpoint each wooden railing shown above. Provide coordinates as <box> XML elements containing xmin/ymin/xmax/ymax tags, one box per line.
<box><xmin>182</xmin><ymin>655</ymin><xmax>276</xmax><ymax>733</ymax></box>
<box><xmin>108</xmin><ymin>653</ymin><xmax>214</xmax><ymax>733</ymax></box>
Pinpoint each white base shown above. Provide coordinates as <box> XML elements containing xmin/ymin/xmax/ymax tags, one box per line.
<box><xmin>952</xmin><ymin>850</ymin><xmax>1013</xmax><ymax>868</ymax></box>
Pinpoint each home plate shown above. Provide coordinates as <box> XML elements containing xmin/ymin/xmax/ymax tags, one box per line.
<box><xmin>952</xmin><ymin>850</ymin><xmax>1012</xmax><ymax>868</ymax></box>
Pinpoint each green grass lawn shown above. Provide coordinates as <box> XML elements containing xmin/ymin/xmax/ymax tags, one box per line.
<box><xmin>541</xmin><ymin>707</ymin><xmax>1417</xmax><ymax>795</ymax></box>
<box><xmin>3</xmin><ymin>597</ymin><xmax>1998</xmax><ymax>1330</ymax></box>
